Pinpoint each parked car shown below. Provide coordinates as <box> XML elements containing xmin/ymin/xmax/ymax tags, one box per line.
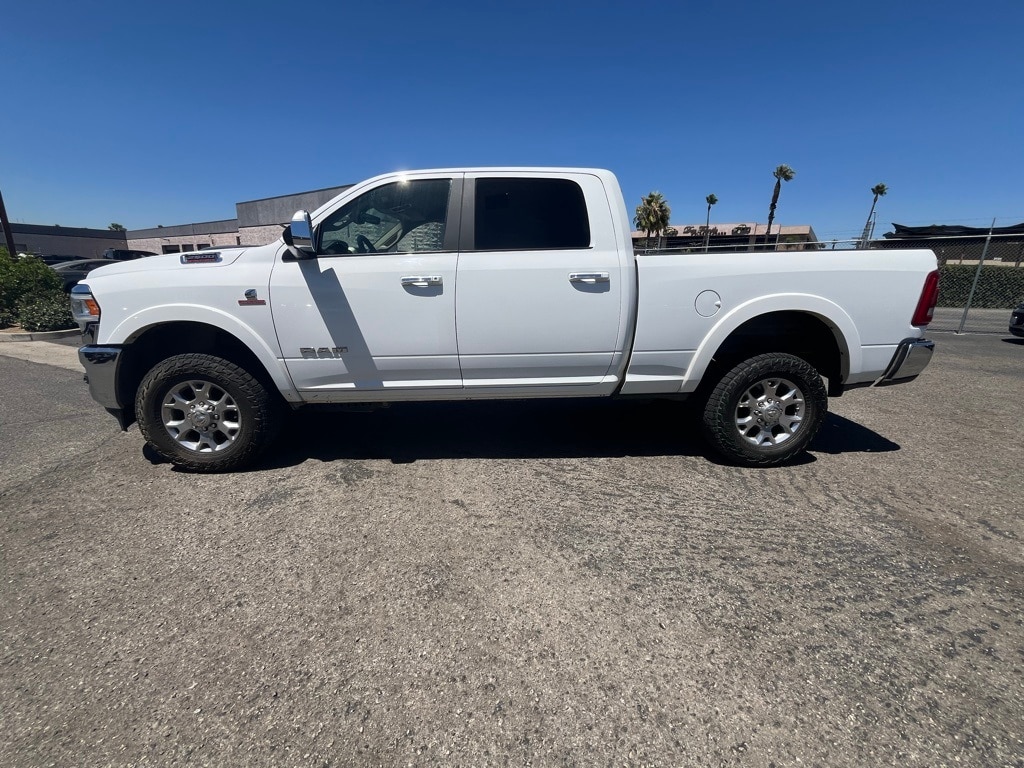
<box><xmin>1010</xmin><ymin>303</ymin><xmax>1024</xmax><ymax>337</ymax></box>
<box><xmin>52</xmin><ymin>259</ymin><xmax>124</xmax><ymax>291</ymax></box>
<box><xmin>17</xmin><ymin>253</ymin><xmax>86</xmax><ymax>266</ymax></box>
<box><xmin>102</xmin><ymin>248</ymin><xmax>156</xmax><ymax>261</ymax></box>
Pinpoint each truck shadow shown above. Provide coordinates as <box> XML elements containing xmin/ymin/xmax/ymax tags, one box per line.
<box><xmin>253</xmin><ymin>400</ymin><xmax>899</xmax><ymax>469</ymax></box>
<box><xmin>810</xmin><ymin>413</ymin><xmax>900</xmax><ymax>455</ymax></box>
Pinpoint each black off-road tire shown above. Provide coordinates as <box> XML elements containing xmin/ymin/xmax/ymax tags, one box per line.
<box><xmin>701</xmin><ymin>353</ymin><xmax>827</xmax><ymax>467</ymax></box>
<box><xmin>136</xmin><ymin>353</ymin><xmax>280</xmax><ymax>473</ymax></box>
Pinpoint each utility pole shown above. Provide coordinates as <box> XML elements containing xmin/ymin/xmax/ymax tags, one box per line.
<box><xmin>0</xmin><ymin>187</ymin><xmax>18</xmax><ymax>259</ymax></box>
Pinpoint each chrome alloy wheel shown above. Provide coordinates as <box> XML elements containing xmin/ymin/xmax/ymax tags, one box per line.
<box><xmin>734</xmin><ymin>376</ymin><xmax>805</xmax><ymax>447</ymax></box>
<box><xmin>161</xmin><ymin>379</ymin><xmax>241</xmax><ymax>453</ymax></box>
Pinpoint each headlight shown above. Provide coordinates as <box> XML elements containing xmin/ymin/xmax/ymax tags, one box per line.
<box><xmin>70</xmin><ymin>283</ymin><xmax>100</xmax><ymax>330</ymax></box>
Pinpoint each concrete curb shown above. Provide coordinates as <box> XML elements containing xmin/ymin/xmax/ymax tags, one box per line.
<box><xmin>0</xmin><ymin>328</ymin><xmax>80</xmax><ymax>343</ymax></box>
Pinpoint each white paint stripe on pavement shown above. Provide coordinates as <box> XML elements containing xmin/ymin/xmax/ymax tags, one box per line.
<box><xmin>0</xmin><ymin>342</ymin><xmax>83</xmax><ymax>372</ymax></box>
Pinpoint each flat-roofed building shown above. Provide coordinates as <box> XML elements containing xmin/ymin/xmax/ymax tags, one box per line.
<box><xmin>9</xmin><ymin>223</ymin><xmax>129</xmax><ymax>260</ymax></box>
<box><xmin>126</xmin><ymin>185</ymin><xmax>352</xmax><ymax>254</ymax></box>
<box><xmin>632</xmin><ymin>222</ymin><xmax>820</xmax><ymax>252</ymax></box>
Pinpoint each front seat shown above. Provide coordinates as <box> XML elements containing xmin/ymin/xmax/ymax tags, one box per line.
<box><xmin>395</xmin><ymin>221</ymin><xmax>445</xmax><ymax>252</ymax></box>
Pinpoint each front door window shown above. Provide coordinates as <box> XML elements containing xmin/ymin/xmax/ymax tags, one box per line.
<box><xmin>319</xmin><ymin>179</ymin><xmax>452</xmax><ymax>255</ymax></box>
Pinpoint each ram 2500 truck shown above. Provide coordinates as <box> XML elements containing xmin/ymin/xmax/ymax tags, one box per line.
<box><xmin>71</xmin><ymin>168</ymin><xmax>937</xmax><ymax>472</ymax></box>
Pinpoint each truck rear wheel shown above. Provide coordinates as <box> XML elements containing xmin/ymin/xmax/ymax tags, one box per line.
<box><xmin>701</xmin><ymin>353</ymin><xmax>826</xmax><ymax>467</ymax></box>
<box><xmin>135</xmin><ymin>353</ymin><xmax>280</xmax><ymax>472</ymax></box>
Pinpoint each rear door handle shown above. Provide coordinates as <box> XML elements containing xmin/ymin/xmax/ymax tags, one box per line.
<box><xmin>401</xmin><ymin>275</ymin><xmax>442</xmax><ymax>287</ymax></box>
<box><xmin>569</xmin><ymin>272</ymin><xmax>610</xmax><ymax>284</ymax></box>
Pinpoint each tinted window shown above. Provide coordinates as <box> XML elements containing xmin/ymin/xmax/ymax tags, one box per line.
<box><xmin>474</xmin><ymin>178</ymin><xmax>590</xmax><ymax>251</ymax></box>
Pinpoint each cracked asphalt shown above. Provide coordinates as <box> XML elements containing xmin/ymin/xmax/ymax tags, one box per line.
<box><xmin>1</xmin><ymin>333</ymin><xmax>1021</xmax><ymax>767</ymax></box>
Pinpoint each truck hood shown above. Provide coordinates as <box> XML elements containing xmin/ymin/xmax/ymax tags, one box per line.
<box><xmin>83</xmin><ymin>247</ymin><xmax>252</xmax><ymax>281</ymax></box>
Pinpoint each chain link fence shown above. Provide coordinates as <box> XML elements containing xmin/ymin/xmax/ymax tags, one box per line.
<box><xmin>871</xmin><ymin>227</ymin><xmax>1024</xmax><ymax>334</ymax></box>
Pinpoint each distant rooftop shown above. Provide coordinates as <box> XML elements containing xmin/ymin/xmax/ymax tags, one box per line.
<box><xmin>631</xmin><ymin>222</ymin><xmax>817</xmax><ymax>238</ymax></box>
<box><xmin>883</xmin><ymin>222</ymin><xmax>1024</xmax><ymax>239</ymax></box>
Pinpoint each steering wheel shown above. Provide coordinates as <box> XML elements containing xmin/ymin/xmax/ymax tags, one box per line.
<box><xmin>355</xmin><ymin>234</ymin><xmax>376</xmax><ymax>253</ymax></box>
<box><xmin>322</xmin><ymin>240</ymin><xmax>350</xmax><ymax>255</ymax></box>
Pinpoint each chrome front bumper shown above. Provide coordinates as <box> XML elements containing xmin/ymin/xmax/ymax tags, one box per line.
<box><xmin>873</xmin><ymin>338</ymin><xmax>934</xmax><ymax>386</ymax></box>
<box><xmin>79</xmin><ymin>345</ymin><xmax>124</xmax><ymax>409</ymax></box>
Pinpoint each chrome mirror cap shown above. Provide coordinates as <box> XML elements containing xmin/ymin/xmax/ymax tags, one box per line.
<box><xmin>288</xmin><ymin>210</ymin><xmax>315</xmax><ymax>255</ymax></box>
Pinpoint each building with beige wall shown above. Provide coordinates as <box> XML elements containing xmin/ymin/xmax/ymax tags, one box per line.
<box><xmin>632</xmin><ymin>222</ymin><xmax>820</xmax><ymax>252</ymax></box>
<box><xmin>125</xmin><ymin>219</ymin><xmax>242</xmax><ymax>254</ymax></box>
<box><xmin>126</xmin><ymin>185</ymin><xmax>351</xmax><ymax>253</ymax></box>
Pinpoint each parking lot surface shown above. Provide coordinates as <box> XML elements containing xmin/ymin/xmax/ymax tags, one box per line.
<box><xmin>1</xmin><ymin>333</ymin><xmax>1022</xmax><ymax>766</ymax></box>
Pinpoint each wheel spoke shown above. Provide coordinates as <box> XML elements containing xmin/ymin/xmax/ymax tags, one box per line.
<box><xmin>778</xmin><ymin>390</ymin><xmax>803</xmax><ymax>406</ymax></box>
<box><xmin>211</xmin><ymin>397</ymin><xmax>236</xmax><ymax>419</ymax></box>
<box><xmin>778</xmin><ymin>413</ymin><xmax>803</xmax><ymax>433</ymax></box>
<box><xmin>219</xmin><ymin>419</ymin><xmax>241</xmax><ymax>435</ymax></box>
<box><xmin>164</xmin><ymin>391</ymin><xmax>192</xmax><ymax>409</ymax></box>
<box><xmin>191</xmin><ymin>381</ymin><xmax>212</xmax><ymax>401</ymax></box>
<box><xmin>174</xmin><ymin>429</ymin><xmax>201</xmax><ymax>450</ymax></box>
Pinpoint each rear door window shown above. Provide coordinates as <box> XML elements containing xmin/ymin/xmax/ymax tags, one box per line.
<box><xmin>473</xmin><ymin>178</ymin><xmax>590</xmax><ymax>251</ymax></box>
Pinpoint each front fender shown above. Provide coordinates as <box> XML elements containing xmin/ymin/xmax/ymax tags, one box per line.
<box><xmin>103</xmin><ymin>303</ymin><xmax>299</xmax><ymax>401</ymax></box>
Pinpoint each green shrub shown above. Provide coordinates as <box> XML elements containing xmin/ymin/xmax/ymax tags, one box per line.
<box><xmin>17</xmin><ymin>289</ymin><xmax>75</xmax><ymax>332</ymax></box>
<box><xmin>937</xmin><ymin>264</ymin><xmax>1024</xmax><ymax>308</ymax></box>
<box><xmin>0</xmin><ymin>251</ymin><xmax>65</xmax><ymax>328</ymax></box>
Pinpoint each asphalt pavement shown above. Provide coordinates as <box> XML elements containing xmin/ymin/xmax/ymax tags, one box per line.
<box><xmin>1</xmin><ymin>332</ymin><xmax>1022</xmax><ymax>767</ymax></box>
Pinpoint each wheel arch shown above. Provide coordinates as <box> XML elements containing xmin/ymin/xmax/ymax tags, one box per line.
<box><xmin>113</xmin><ymin>319</ymin><xmax>295</xmax><ymax>427</ymax></box>
<box><xmin>683</xmin><ymin>295</ymin><xmax>860</xmax><ymax>396</ymax></box>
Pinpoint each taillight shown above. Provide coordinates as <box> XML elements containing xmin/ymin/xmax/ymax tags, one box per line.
<box><xmin>911</xmin><ymin>270</ymin><xmax>939</xmax><ymax>327</ymax></box>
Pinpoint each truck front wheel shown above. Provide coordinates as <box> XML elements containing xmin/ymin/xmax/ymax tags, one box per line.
<box><xmin>135</xmin><ymin>353</ymin><xmax>280</xmax><ymax>472</ymax></box>
<box><xmin>701</xmin><ymin>353</ymin><xmax>827</xmax><ymax>467</ymax></box>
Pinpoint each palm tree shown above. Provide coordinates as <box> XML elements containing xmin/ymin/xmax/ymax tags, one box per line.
<box><xmin>765</xmin><ymin>164</ymin><xmax>795</xmax><ymax>247</ymax></box>
<box><xmin>859</xmin><ymin>183</ymin><xmax>888</xmax><ymax>247</ymax></box>
<box><xmin>703</xmin><ymin>194</ymin><xmax>718</xmax><ymax>252</ymax></box>
<box><xmin>634</xmin><ymin>192</ymin><xmax>671</xmax><ymax>249</ymax></box>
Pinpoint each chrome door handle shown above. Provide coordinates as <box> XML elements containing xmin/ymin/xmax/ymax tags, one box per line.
<box><xmin>569</xmin><ymin>272</ymin><xmax>610</xmax><ymax>284</ymax></box>
<box><xmin>401</xmin><ymin>275</ymin><xmax>442</xmax><ymax>287</ymax></box>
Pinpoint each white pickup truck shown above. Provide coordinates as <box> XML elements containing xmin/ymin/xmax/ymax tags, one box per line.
<box><xmin>72</xmin><ymin>168</ymin><xmax>937</xmax><ymax>472</ymax></box>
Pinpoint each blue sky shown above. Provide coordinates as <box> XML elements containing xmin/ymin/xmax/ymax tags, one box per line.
<box><xmin>2</xmin><ymin>0</ymin><xmax>1022</xmax><ymax>242</ymax></box>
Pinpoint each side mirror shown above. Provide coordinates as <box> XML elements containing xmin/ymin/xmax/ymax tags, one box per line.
<box><xmin>286</xmin><ymin>210</ymin><xmax>316</xmax><ymax>257</ymax></box>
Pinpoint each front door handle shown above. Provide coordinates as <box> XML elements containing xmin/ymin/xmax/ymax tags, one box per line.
<box><xmin>569</xmin><ymin>272</ymin><xmax>610</xmax><ymax>284</ymax></box>
<box><xmin>401</xmin><ymin>275</ymin><xmax>442</xmax><ymax>287</ymax></box>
